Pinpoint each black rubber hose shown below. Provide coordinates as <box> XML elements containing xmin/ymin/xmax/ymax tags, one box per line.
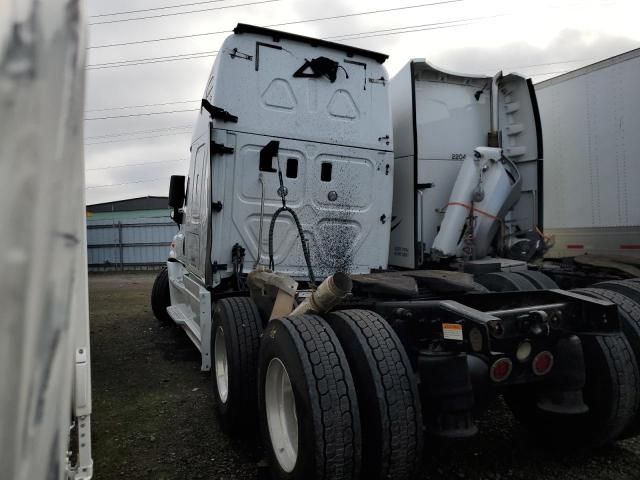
<box><xmin>268</xmin><ymin>206</ymin><xmax>316</xmax><ymax>288</ymax></box>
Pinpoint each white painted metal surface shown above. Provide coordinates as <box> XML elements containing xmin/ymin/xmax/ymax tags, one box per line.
<box><xmin>536</xmin><ymin>48</ymin><xmax>640</xmax><ymax>257</ymax></box>
<box><xmin>389</xmin><ymin>60</ymin><xmax>542</xmax><ymax>267</ymax></box>
<box><xmin>187</xmin><ymin>26</ymin><xmax>394</xmax><ymax>281</ymax></box>
<box><xmin>0</xmin><ymin>1</ymin><xmax>92</xmax><ymax>479</ymax></box>
<box><xmin>265</xmin><ymin>357</ymin><xmax>298</xmax><ymax>473</ymax></box>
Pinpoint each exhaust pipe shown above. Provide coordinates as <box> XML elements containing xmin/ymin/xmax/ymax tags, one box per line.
<box><xmin>290</xmin><ymin>272</ymin><xmax>352</xmax><ymax>316</ymax></box>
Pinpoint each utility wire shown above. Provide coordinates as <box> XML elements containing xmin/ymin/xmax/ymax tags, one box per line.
<box><xmin>85</xmin><ymin>131</ymin><xmax>193</xmax><ymax>145</ymax></box>
<box><xmin>86</xmin><ymin>159</ymin><xmax>188</xmax><ymax>171</ymax></box>
<box><xmin>87</xmin><ymin>51</ymin><xmax>218</xmax><ymax>69</ymax></box>
<box><xmin>87</xmin><ymin>53</ymin><xmax>216</xmax><ymax>70</ymax></box>
<box><xmin>86</xmin><ymin>101</ymin><xmax>198</xmax><ymax>113</ymax></box>
<box><xmin>86</xmin><ymin>178</ymin><xmax>168</xmax><ymax>189</ymax></box>
<box><xmin>85</xmin><ymin>109</ymin><xmax>199</xmax><ymax>121</ymax></box>
<box><xmin>89</xmin><ymin>0</ymin><xmax>280</xmax><ymax>26</ymax></box>
<box><xmin>87</xmin><ymin>0</ymin><xmax>463</xmax><ymax>49</ymax></box>
<box><xmin>91</xmin><ymin>0</ymin><xmax>232</xmax><ymax>18</ymax></box>
<box><xmin>326</xmin><ymin>17</ymin><xmax>484</xmax><ymax>41</ymax></box>
<box><xmin>85</xmin><ymin>125</ymin><xmax>193</xmax><ymax>140</ymax></box>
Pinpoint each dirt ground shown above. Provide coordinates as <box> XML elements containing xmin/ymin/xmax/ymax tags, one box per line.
<box><xmin>90</xmin><ymin>272</ymin><xmax>640</xmax><ymax>480</ymax></box>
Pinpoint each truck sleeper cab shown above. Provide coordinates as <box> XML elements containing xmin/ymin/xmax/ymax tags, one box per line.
<box><xmin>152</xmin><ymin>24</ymin><xmax>640</xmax><ymax>480</ymax></box>
<box><xmin>164</xmin><ymin>24</ymin><xmax>394</xmax><ymax>367</ymax></box>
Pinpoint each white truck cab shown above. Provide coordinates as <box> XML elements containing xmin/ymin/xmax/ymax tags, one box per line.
<box><xmin>164</xmin><ymin>24</ymin><xmax>393</xmax><ymax>369</ymax></box>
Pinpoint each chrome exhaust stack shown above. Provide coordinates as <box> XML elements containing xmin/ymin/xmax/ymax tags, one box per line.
<box><xmin>291</xmin><ymin>272</ymin><xmax>352</xmax><ymax>316</ymax></box>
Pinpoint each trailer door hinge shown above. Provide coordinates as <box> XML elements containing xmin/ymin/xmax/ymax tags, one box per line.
<box><xmin>212</xmin><ymin>201</ymin><xmax>223</xmax><ymax>212</ymax></box>
<box><xmin>201</xmin><ymin>99</ymin><xmax>238</xmax><ymax>123</ymax></box>
<box><xmin>211</xmin><ymin>141</ymin><xmax>234</xmax><ymax>155</ymax></box>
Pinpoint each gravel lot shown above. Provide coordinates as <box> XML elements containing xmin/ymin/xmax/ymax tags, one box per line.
<box><xmin>91</xmin><ymin>272</ymin><xmax>640</xmax><ymax>480</ymax></box>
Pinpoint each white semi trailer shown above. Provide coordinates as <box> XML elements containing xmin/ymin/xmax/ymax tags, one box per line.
<box><xmin>536</xmin><ymin>48</ymin><xmax>640</xmax><ymax>259</ymax></box>
<box><xmin>152</xmin><ymin>24</ymin><xmax>640</xmax><ymax>480</ymax></box>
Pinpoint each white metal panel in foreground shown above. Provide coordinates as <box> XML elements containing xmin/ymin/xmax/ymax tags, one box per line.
<box><xmin>536</xmin><ymin>48</ymin><xmax>640</xmax><ymax>257</ymax></box>
<box><xmin>0</xmin><ymin>1</ymin><xmax>92</xmax><ymax>479</ymax></box>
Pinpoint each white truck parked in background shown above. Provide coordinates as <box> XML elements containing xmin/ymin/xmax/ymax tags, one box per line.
<box><xmin>536</xmin><ymin>48</ymin><xmax>640</xmax><ymax>259</ymax></box>
<box><xmin>152</xmin><ymin>24</ymin><xmax>640</xmax><ymax>480</ymax></box>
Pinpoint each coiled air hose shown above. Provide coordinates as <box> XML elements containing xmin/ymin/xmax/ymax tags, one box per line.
<box><xmin>268</xmin><ymin>161</ymin><xmax>317</xmax><ymax>288</ymax></box>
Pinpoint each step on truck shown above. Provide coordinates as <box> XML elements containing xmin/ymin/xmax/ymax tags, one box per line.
<box><xmin>151</xmin><ymin>24</ymin><xmax>640</xmax><ymax>480</ymax></box>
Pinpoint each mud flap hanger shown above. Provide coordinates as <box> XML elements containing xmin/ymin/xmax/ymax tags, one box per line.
<box><xmin>293</xmin><ymin>56</ymin><xmax>348</xmax><ymax>83</ymax></box>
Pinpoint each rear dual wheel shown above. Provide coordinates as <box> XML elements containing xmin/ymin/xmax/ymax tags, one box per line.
<box><xmin>258</xmin><ymin>314</ymin><xmax>361</xmax><ymax>480</ymax></box>
<box><xmin>325</xmin><ymin>310</ymin><xmax>423</xmax><ymax>480</ymax></box>
<box><xmin>258</xmin><ymin>310</ymin><xmax>423</xmax><ymax>480</ymax></box>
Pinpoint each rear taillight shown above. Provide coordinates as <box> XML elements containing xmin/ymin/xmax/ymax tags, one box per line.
<box><xmin>490</xmin><ymin>357</ymin><xmax>513</xmax><ymax>382</ymax></box>
<box><xmin>532</xmin><ymin>351</ymin><xmax>554</xmax><ymax>376</ymax></box>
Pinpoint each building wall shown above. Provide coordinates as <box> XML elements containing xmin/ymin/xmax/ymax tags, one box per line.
<box><xmin>87</xmin><ymin>210</ymin><xmax>175</xmax><ymax>271</ymax></box>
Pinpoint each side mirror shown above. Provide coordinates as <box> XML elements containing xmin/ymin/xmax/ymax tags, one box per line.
<box><xmin>168</xmin><ymin>175</ymin><xmax>185</xmax><ymax>208</ymax></box>
<box><xmin>168</xmin><ymin>175</ymin><xmax>185</xmax><ymax>224</ymax></box>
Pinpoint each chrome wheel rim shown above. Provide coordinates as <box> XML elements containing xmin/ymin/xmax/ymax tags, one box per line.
<box><xmin>265</xmin><ymin>357</ymin><xmax>298</xmax><ymax>472</ymax></box>
<box><xmin>214</xmin><ymin>326</ymin><xmax>229</xmax><ymax>403</ymax></box>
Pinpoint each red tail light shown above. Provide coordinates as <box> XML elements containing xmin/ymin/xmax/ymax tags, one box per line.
<box><xmin>490</xmin><ymin>358</ymin><xmax>513</xmax><ymax>382</ymax></box>
<box><xmin>532</xmin><ymin>351</ymin><xmax>554</xmax><ymax>376</ymax></box>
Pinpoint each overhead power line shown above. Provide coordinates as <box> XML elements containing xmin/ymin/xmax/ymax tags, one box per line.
<box><xmin>87</xmin><ymin>51</ymin><xmax>217</xmax><ymax>69</ymax></box>
<box><xmin>86</xmin><ymin>178</ymin><xmax>168</xmax><ymax>189</ymax></box>
<box><xmin>89</xmin><ymin>0</ymin><xmax>281</xmax><ymax>26</ymax></box>
<box><xmin>86</xmin><ymin>159</ymin><xmax>188</xmax><ymax>171</ymax></box>
<box><xmin>87</xmin><ymin>53</ymin><xmax>217</xmax><ymax>70</ymax></box>
<box><xmin>85</xmin><ymin>131</ymin><xmax>193</xmax><ymax>145</ymax></box>
<box><xmin>85</xmin><ymin>125</ymin><xmax>193</xmax><ymax>140</ymax></box>
<box><xmin>91</xmin><ymin>0</ymin><xmax>232</xmax><ymax>18</ymax></box>
<box><xmin>86</xmin><ymin>101</ymin><xmax>199</xmax><ymax>113</ymax></box>
<box><xmin>87</xmin><ymin>0</ymin><xmax>463</xmax><ymax>49</ymax></box>
<box><xmin>85</xmin><ymin>108</ymin><xmax>199</xmax><ymax>121</ymax></box>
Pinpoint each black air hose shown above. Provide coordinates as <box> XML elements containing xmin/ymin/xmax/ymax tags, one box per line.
<box><xmin>268</xmin><ymin>206</ymin><xmax>316</xmax><ymax>288</ymax></box>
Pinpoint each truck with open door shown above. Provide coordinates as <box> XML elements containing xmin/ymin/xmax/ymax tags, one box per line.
<box><xmin>152</xmin><ymin>24</ymin><xmax>640</xmax><ymax>480</ymax></box>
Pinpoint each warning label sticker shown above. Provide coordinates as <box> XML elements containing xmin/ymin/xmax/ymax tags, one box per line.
<box><xmin>442</xmin><ymin>323</ymin><xmax>464</xmax><ymax>341</ymax></box>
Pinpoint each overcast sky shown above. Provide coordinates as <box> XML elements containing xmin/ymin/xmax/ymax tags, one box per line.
<box><xmin>84</xmin><ymin>0</ymin><xmax>639</xmax><ymax>205</ymax></box>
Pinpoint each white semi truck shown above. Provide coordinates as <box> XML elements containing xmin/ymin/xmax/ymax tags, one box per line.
<box><xmin>536</xmin><ymin>48</ymin><xmax>640</xmax><ymax>259</ymax></box>
<box><xmin>152</xmin><ymin>24</ymin><xmax>640</xmax><ymax>480</ymax></box>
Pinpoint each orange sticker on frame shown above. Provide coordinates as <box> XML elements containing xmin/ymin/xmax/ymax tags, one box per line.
<box><xmin>442</xmin><ymin>323</ymin><xmax>464</xmax><ymax>341</ymax></box>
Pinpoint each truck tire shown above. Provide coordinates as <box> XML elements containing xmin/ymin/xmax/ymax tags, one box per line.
<box><xmin>324</xmin><ymin>310</ymin><xmax>423</xmax><ymax>480</ymax></box>
<box><xmin>595</xmin><ymin>280</ymin><xmax>640</xmax><ymax>304</ymax></box>
<box><xmin>574</xmin><ymin>287</ymin><xmax>640</xmax><ymax>437</ymax></box>
<box><xmin>475</xmin><ymin>271</ymin><xmax>537</xmax><ymax>292</ymax></box>
<box><xmin>151</xmin><ymin>267</ymin><xmax>172</xmax><ymax>323</ymax></box>
<box><xmin>513</xmin><ymin>270</ymin><xmax>559</xmax><ymax>289</ymax></box>
<box><xmin>504</xmin><ymin>331</ymin><xmax>640</xmax><ymax>449</ymax></box>
<box><xmin>258</xmin><ymin>314</ymin><xmax>361</xmax><ymax>480</ymax></box>
<box><xmin>211</xmin><ymin>297</ymin><xmax>263</xmax><ymax>432</ymax></box>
